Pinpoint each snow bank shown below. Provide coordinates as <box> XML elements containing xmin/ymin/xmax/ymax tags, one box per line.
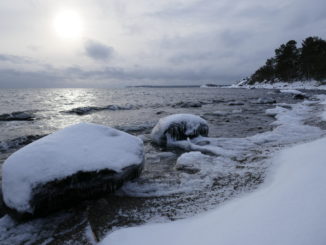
<box><xmin>2</xmin><ymin>123</ymin><xmax>144</xmax><ymax>214</ymax></box>
<box><xmin>151</xmin><ymin>114</ymin><xmax>208</xmax><ymax>146</ymax></box>
<box><xmin>100</xmin><ymin>137</ymin><xmax>326</xmax><ymax>245</ymax></box>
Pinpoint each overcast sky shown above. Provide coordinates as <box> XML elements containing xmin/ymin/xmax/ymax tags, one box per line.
<box><xmin>0</xmin><ymin>0</ymin><xmax>325</xmax><ymax>88</ymax></box>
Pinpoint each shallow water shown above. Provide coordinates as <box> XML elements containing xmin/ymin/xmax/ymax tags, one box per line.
<box><xmin>0</xmin><ymin>87</ymin><xmax>326</xmax><ymax>244</ymax></box>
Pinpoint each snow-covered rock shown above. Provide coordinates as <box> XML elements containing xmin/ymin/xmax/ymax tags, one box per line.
<box><xmin>151</xmin><ymin>114</ymin><xmax>208</xmax><ymax>146</ymax></box>
<box><xmin>2</xmin><ymin>123</ymin><xmax>144</xmax><ymax>218</ymax></box>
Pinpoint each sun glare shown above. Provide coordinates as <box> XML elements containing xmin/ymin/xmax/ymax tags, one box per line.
<box><xmin>53</xmin><ymin>10</ymin><xmax>83</xmax><ymax>39</ymax></box>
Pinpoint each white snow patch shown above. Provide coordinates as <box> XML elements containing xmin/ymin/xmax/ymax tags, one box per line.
<box><xmin>100</xmin><ymin>136</ymin><xmax>326</xmax><ymax>245</ymax></box>
<box><xmin>265</xmin><ymin>106</ymin><xmax>288</xmax><ymax>117</ymax></box>
<box><xmin>280</xmin><ymin>89</ymin><xmax>304</xmax><ymax>95</ymax></box>
<box><xmin>2</xmin><ymin>122</ymin><xmax>144</xmax><ymax>213</ymax></box>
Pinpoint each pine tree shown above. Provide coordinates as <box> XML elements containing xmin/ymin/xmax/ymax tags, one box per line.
<box><xmin>274</xmin><ymin>40</ymin><xmax>299</xmax><ymax>82</ymax></box>
<box><xmin>249</xmin><ymin>36</ymin><xmax>326</xmax><ymax>83</ymax></box>
<box><xmin>300</xmin><ymin>37</ymin><xmax>326</xmax><ymax>81</ymax></box>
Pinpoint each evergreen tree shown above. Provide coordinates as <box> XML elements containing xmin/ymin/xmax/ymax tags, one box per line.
<box><xmin>250</xmin><ymin>58</ymin><xmax>276</xmax><ymax>83</ymax></box>
<box><xmin>274</xmin><ymin>40</ymin><xmax>299</xmax><ymax>82</ymax></box>
<box><xmin>249</xmin><ymin>36</ymin><xmax>326</xmax><ymax>83</ymax></box>
<box><xmin>300</xmin><ymin>37</ymin><xmax>326</xmax><ymax>81</ymax></box>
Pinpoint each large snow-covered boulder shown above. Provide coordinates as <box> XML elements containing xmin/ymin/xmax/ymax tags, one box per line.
<box><xmin>2</xmin><ymin>123</ymin><xmax>144</xmax><ymax>219</ymax></box>
<box><xmin>151</xmin><ymin>114</ymin><xmax>208</xmax><ymax>146</ymax></box>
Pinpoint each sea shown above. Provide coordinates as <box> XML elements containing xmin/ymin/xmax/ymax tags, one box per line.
<box><xmin>0</xmin><ymin>87</ymin><xmax>326</xmax><ymax>244</ymax></box>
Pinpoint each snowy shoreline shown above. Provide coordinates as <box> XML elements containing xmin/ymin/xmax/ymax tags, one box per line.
<box><xmin>100</xmin><ymin>134</ymin><xmax>326</xmax><ymax>245</ymax></box>
<box><xmin>229</xmin><ymin>80</ymin><xmax>326</xmax><ymax>90</ymax></box>
<box><xmin>99</xmin><ymin>93</ymin><xmax>326</xmax><ymax>244</ymax></box>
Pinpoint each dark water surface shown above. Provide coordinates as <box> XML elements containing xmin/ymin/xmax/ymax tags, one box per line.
<box><xmin>0</xmin><ymin>87</ymin><xmax>325</xmax><ymax>244</ymax></box>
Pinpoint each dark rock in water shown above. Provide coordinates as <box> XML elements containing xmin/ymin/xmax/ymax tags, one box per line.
<box><xmin>2</xmin><ymin>123</ymin><xmax>144</xmax><ymax>220</ymax></box>
<box><xmin>0</xmin><ymin>189</ymin><xmax>6</xmax><ymax>219</ymax></box>
<box><xmin>64</xmin><ymin>104</ymin><xmax>134</xmax><ymax>115</ymax></box>
<box><xmin>4</xmin><ymin>164</ymin><xmax>143</xmax><ymax>220</ymax></box>
<box><xmin>0</xmin><ymin>135</ymin><xmax>45</xmax><ymax>153</ymax></box>
<box><xmin>0</xmin><ymin>111</ymin><xmax>35</xmax><ymax>121</ymax></box>
<box><xmin>156</xmin><ymin>111</ymin><xmax>165</xmax><ymax>115</ymax></box>
<box><xmin>172</xmin><ymin>101</ymin><xmax>202</xmax><ymax>108</ymax></box>
<box><xmin>228</xmin><ymin>101</ymin><xmax>244</xmax><ymax>106</ymax></box>
<box><xmin>151</xmin><ymin>114</ymin><xmax>209</xmax><ymax>146</ymax></box>
<box><xmin>212</xmin><ymin>99</ymin><xmax>225</xmax><ymax>103</ymax></box>
<box><xmin>293</xmin><ymin>94</ymin><xmax>308</xmax><ymax>100</ymax></box>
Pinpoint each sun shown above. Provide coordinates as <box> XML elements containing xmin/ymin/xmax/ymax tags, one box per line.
<box><xmin>53</xmin><ymin>10</ymin><xmax>83</xmax><ymax>39</ymax></box>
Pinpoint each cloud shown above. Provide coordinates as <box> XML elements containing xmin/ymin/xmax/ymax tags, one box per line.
<box><xmin>84</xmin><ymin>40</ymin><xmax>114</xmax><ymax>61</ymax></box>
<box><xmin>0</xmin><ymin>54</ymin><xmax>32</xmax><ymax>64</ymax></box>
<box><xmin>0</xmin><ymin>69</ymin><xmax>64</xmax><ymax>88</ymax></box>
<box><xmin>0</xmin><ymin>0</ymin><xmax>326</xmax><ymax>88</ymax></box>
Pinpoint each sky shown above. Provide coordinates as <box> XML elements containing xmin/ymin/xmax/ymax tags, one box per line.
<box><xmin>0</xmin><ymin>0</ymin><xmax>325</xmax><ymax>88</ymax></box>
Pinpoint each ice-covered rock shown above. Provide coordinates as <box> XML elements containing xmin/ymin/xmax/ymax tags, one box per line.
<box><xmin>151</xmin><ymin>114</ymin><xmax>209</xmax><ymax>146</ymax></box>
<box><xmin>2</xmin><ymin>123</ymin><xmax>144</xmax><ymax>219</ymax></box>
<box><xmin>228</xmin><ymin>101</ymin><xmax>244</xmax><ymax>106</ymax></box>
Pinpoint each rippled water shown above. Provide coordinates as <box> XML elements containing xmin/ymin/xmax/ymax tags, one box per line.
<box><xmin>1</xmin><ymin>87</ymin><xmax>326</xmax><ymax>244</ymax></box>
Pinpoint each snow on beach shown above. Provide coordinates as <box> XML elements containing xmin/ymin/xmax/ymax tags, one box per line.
<box><xmin>100</xmin><ymin>133</ymin><xmax>326</xmax><ymax>245</ymax></box>
<box><xmin>99</xmin><ymin>91</ymin><xmax>326</xmax><ymax>245</ymax></box>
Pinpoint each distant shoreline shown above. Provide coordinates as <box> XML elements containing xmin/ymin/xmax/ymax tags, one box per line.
<box><xmin>127</xmin><ymin>84</ymin><xmax>229</xmax><ymax>88</ymax></box>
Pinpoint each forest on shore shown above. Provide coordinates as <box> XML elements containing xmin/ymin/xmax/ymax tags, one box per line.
<box><xmin>249</xmin><ymin>36</ymin><xmax>326</xmax><ymax>84</ymax></box>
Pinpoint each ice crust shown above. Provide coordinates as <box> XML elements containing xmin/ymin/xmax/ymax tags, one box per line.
<box><xmin>101</xmin><ymin>135</ymin><xmax>326</xmax><ymax>245</ymax></box>
<box><xmin>2</xmin><ymin>123</ymin><xmax>144</xmax><ymax>213</ymax></box>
